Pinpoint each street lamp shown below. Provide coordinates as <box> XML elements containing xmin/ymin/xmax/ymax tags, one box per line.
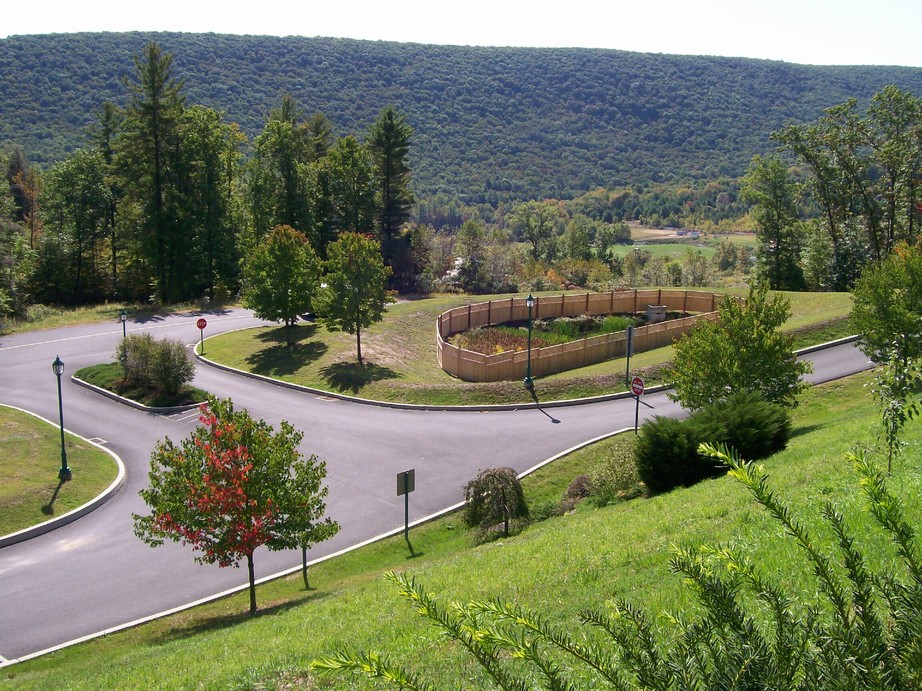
<box><xmin>52</xmin><ymin>355</ymin><xmax>71</xmax><ymax>481</ymax></box>
<box><xmin>523</xmin><ymin>294</ymin><xmax>536</xmax><ymax>391</ymax></box>
<box><xmin>120</xmin><ymin>309</ymin><xmax>127</xmax><ymax>338</ymax></box>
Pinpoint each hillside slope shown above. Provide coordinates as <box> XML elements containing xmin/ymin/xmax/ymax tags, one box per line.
<box><xmin>2</xmin><ymin>32</ymin><xmax>921</xmax><ymax>204</ymax></box>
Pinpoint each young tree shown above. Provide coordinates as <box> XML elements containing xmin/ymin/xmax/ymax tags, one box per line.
<box><xmin>868</xmin><ymin>345</ymin><xmax>920</xmax><ymax>473</ymax></box>
<box><xmin>315</xmin><ymin>232</ymin><xmax>393</xmax><ymax>364</ymax></box>
<box><xmin>851</xmin><ymin>241</ymin><xmax>922</xmax><ymax>365</ymax></box>
<box><xmin>670</xmin><ymin>284</ymin><xmax>811</xmax><ymax>411</ymax></box>
<box><xmin>508</xmin><ymin>200</ymin><xmax>561</xmax><ymax>262</ymax></box>
<box><xmin>463</xmin><ymin>467</ymin><xmax>529</xmax><ymax>539</ymax></box>
<box><xmin>241</xmin><ymin>225</ymin><xmax>321</xmax><ymax>346</ymax></box>
<box><xmin>741</xmin><ymin>154</ymin><xmax>804</xmax><ymax>290</ymax></box>
<box><xmin>133</xmin><ymin>397</ymin><xmax>339</xmax><ymax>614</ymax></box>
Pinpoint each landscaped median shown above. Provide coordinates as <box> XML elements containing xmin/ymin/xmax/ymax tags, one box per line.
<box><xmin>198</xmin><ymin>290</ymin><xmax>855</xmax><ymax>406</ymax></box>
<box><xmin>0</xmin><ymin>405</ymin><xmax>124</xmax><ymax>545</ymax></box>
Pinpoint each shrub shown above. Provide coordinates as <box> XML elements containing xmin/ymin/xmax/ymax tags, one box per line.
<box><xmin>635</xmin><ymin>415</ymin><xmax>725</xmax><ymax>493</ymax></box>
<box><xmin>692</xmin><ymin>391</ymin><xmax>791</xmax><ymax>460</ymax></box>
<box><xmin>117</xmin><ymin>333</ymin><xmax>195</xmax><ymax>395</ymax></box>
<box><xmin>587</xmin><ymin>441</ymin><xmax>643</xmax><ymax>506</ymax></box>
<box><xmin>463</xmin><ymin>467</ymin><xmax>529</xmax><ymax>539</ymax></box>
<box><xmin>596</xmin><ymin>314</ymin><xmax>634</xmax><ymax>335</ymax></box>
<box><xmin>636</xmin><ymin>393</ymin><xmax>792</xmax><ymax>493</ymax></box>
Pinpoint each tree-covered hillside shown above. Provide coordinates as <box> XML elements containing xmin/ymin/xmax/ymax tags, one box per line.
<box><xmin>2</xmin><ymin>32</ymin><xmax>921</xmax><ymax>205</ymax></box>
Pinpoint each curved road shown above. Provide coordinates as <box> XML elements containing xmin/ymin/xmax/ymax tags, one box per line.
<box><xmin>0</xmin><ymin>309</ymin><xmax>872</xmax><ymax>663</ymax></box>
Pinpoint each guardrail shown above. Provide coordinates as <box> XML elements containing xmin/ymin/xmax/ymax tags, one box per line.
<box><xmin>436</xmin><ymin>289</ymin><xmax>721</xmax><ymax>382</ymax></box>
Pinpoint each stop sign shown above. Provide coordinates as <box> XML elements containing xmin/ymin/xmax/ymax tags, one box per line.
<box><xmin>196</xmin><ymin>318</ymin><xmax>207</xmax><ymax>330</ymax></box>
<box><xmin>630</xmin><ymin>376</ymin><xmax>645</xmax><ymax>396</ymax></box>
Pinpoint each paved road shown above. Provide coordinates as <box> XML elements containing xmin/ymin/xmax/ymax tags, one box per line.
<box><xmin>0</xmin><ymin>310</ymin><xmax>873</xmax><ymax>663</ymax></box>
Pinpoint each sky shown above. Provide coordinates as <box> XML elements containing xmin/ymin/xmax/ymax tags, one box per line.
<box><xmin>2</xmin><ymin>0</ymin><xmax>921</xmax><ymax>68</ymax></box>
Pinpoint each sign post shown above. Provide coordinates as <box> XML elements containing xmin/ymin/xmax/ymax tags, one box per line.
<box><xmin>196</xmin><ymin>318</ymin><xmax>207</xmax><ymax>355</ymax></box>
<box><xmin>625</xmin><ymin>325</ymin><xmax>634</xmax><ymax>386</ymax></box>
<box><xmin>397</xmin><ymin>469</ymin><xmax>416</xmax><ymax>550</ymax></box>
<box><xmin>631</xmin><ymin>376</ymin><xmax>645</xmax><ymax>434</ymax></box>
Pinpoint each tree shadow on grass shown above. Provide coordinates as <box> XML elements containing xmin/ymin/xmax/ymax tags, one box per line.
<box><xmin>320</xmin><ymin>361</ymin><xmax>399</xmax><ymax>394</ymax></box>
<box><xmin>789</xmin><ymin>423</ymin><xmax>825</xmax><ymax>440</ymax></box>
<box><xmin>245</xmin><ymin>325</ymin><xmax>327</xmax><ymax>376</ymax></box>
<box><xmin>157</xmin><ymin>590</ymin><xmax>333</xmax><ymax>643</ymax></box>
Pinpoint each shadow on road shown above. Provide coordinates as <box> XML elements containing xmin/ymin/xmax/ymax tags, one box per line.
<box><xmin>529</xmin><ymin>387</ymin><xmax>561</xmax><ymax>424</ymax></box>
<box><xmin>320</xmin><ymin>361</ymin><xmax>399</xmax><ymax>394</ymax></box>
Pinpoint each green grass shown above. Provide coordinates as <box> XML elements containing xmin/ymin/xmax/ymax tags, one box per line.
<box><xmin>0</xmin><ymin>301</ymin><xmax>236</xmax><ymax>336</ymax></box>
<box><xmin>0</xmin><ymin>406</ymin><xmax>120</xmax><ymax>536</ymax></box>
<box><xmin>610</xmin><ymin>242</ymin><xmax>716</xmax><ymax>260</ymax></box>
<box><xmin>204</xmin><ymin>290</ymin><xmax>854</xmax><ymax>405</ymax></box>
<box><xmin>75</xmin><ymin>362</ymin><xmax>209</xmax><ymax>408</ymax></box>
<box><xmin>5</xmin><ymin>371</ymin><xmax>917</xmax><ymax>689</ymax></box>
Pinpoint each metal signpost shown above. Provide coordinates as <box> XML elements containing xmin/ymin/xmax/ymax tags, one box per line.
<box><xmin>196</xmin><ymin>318</ymin><xmax>207</xmax><ymax>355</ymax></box>
<box><xmin>625</xmin><ymin>324</ymin><xmax>634</xmax><ymax>386</ymax></box>
<box><xmin>397</xmin><ymin>468</ymin><xmax>416</xmax><ymax>546</ymax></box>
<box><xmin>631</xmin><ymin>375</ymin><xmax>645</xmax><ymax>434</ymax></box>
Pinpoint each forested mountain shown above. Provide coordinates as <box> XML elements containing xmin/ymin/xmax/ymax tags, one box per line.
<box><xmin>2</xmin><ymin>32</ymin><xmax>922</xmax><ymax>206</ymax></box>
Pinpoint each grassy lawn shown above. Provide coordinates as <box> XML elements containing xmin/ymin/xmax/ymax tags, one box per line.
<box><xmin>203</xmin><ymin>290</ymin><xmax>854</xmax><ymax>405</ymax></box>
<box><xmin>6</xmin><ymin>370</ymin><xmax>918</xmax><ymax>688</ymax></box>
<box><xmin>0</xmin><ymin>406</ymin><xmax>120</xmax><ymax>536</ymax></box>
<box><xmin>75</xmin><ymin>363</ymin><xmax>209</xmax><ymax>408</ymax></box>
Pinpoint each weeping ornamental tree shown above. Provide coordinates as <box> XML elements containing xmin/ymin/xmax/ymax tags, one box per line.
<box><xmin>463</xmin><ymin>467</ymin><xmax>529</xmax><ymax>538</ymax></box>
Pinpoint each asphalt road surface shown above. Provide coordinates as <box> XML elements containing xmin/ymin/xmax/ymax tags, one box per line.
<box><xmin>0</xmin><ymin>309</ymin><xmax>873</xmax><ymax>663</ymax></box>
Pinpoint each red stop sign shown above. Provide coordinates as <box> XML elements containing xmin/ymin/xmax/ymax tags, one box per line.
<box><xmin>630</xmin><ymin>376</ymin><xmax>645</xmax><ymax>396</ymax></box>
<box><xmin>196</xmin><ymin>318</ymin><xmax>207</xmax><ymax>330</ymax></box>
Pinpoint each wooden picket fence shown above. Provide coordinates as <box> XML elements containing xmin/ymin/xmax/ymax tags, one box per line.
<box><xmin>436</xmin><ymin>289</ymin><xmax>722</xmax><ymax>382</ymax></box>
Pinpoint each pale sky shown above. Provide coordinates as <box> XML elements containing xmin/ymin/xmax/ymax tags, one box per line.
<box><xmin>2</xmin><ymin>0</ymin><xmax>921</xmax><ymax>68</ymax></box>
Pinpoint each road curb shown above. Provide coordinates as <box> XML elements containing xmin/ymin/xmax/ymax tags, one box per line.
<box><xmin>71</xmin><ymin>376</ymin><xmax>204</xmax><ymax>415</ymax></box>
<box><xmin>0</xmin><ymin>405</ymin><xmax>127</xmax><ymax>549</ymax></box>
<box><xmin>195</xmin><ymin>332</ymin><xmax>862</xmax><ymax>412</ymax></box>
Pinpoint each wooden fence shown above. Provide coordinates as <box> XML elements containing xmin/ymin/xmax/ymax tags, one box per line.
<box><xmin>436</xmin><ymin>289</ymin><xmax>721</xmax><ymax>382</ymax></box>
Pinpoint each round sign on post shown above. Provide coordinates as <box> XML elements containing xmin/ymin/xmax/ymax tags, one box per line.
<box><xmin>196</xmin><ymin>318</ymin><xmax>207</xmax><ymax>330</ymax></box>
<box><xmin>630</xmin><ymin>376</ymin><xmax>645</xmax><ymax>396</ymax></box>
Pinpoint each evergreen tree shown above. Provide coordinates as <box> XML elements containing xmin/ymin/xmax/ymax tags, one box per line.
<box><xmin>367</xmin><ymin>106</ymin><xmax>414</xmax><ymax>257</ymax></box>
<box><xmin>117</xmin><ymin>41</ymin><xmax>186</xmax><ymax>303</ymax></box>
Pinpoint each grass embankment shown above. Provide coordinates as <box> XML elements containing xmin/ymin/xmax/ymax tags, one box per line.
<box><xmin>0</xmin><ymin>406</ymin><xmax>119</xmax><ymax>536</ymax></box>
<box><xmin>75</xmin><ymin>363</ymin><xmax>209</xmax><ymax>409</ymax></box>
<box><xmin>204</xmin><ymin>290</ymin><xmax>854</xmax><ymax>405</ymax></box>
<box><xmin>6</xmin><ymin>371</ymin><xmax>917</xmax><ymax>689</ymax></box>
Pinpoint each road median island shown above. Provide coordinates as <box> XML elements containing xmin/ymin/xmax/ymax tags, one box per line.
<box><xmin>0</xmin><ymin>405</ymin><xmax>126</xmax><ymax>546</ymax></box>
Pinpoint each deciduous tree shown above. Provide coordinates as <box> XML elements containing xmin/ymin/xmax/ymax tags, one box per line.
<box><xmin>315</xmin><ymin>232</ymin><xmax>393</xmax><ymax>364</ymax></box>
<box><xmin>851</xmin><ymin>241</ymin><xmax>922</xmax><ymax>365</ymax></box>
<box><xmin>133</xmin><ymin>397</ymin><xmax>339</xmax><ymax>614</ymax></box>
<box><xmin>241</xmin><ymin>225</ymin><xmax>321</xmax><ymax>346</ymax></box>
<box><xmin>670</xmin><ymin>284</ymin><xmax>811</xmax><ymax>411</ymax></box>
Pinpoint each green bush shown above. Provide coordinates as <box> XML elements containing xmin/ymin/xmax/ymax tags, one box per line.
<box><xmin>635</xmin><ymin>415</ymin><xmax>724</xmax><ymax>492</ymax></box>
<box><xmin>587</xmin><ymin>442</ymin><xmax>642</xmax><ymax>506</ymax></box>
<box><xmin>692</xmin><ymin>391</ymin><xmax>792</xmax><ymax>460</ymax></box>
<box><xmin>117</xmin><ymin>333</ymin><xmax>195</xmax><ymax>395</ymax></box>
<box><xmin>596</xmin><ymin>314</ymin><xmax>634</xmax><ymax>335</ymax></box>
<box><xmin>635</xmin><ymin>393</ymin><xmax>792</xmax><ymax>493</ymax></box>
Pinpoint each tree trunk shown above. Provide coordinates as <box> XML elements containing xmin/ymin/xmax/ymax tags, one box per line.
<box><xmin>356</xmin><ymin>328</ymin><xmax>363</xmax><ymax>364</ymax></box>
<box><xmin>301</xmin><ymin>546</ymin><xmax>310</xmax><ymax>590</ymax></box>
<box><xmin>246</xmin><ymin>551</ymin><xmax>257</xmax><ymax>614</ymax></box>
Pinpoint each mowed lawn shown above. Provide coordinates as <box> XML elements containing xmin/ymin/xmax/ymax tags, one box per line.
<box><xmin>0</xmin><ymin>406</ymin><xmax>119</xmax><ymax>536</ymax></box>
<box><xmin>203</xmin><ymin>290</ymin><xmax>853</xmax><ymax>405</ymax></box>
<box><xmin>5</xmin><ymin>371</ymin><xmax>919</xmax><ymax>689</ymax></box>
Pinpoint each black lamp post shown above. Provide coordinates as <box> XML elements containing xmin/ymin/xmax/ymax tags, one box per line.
<box><xmin>523</xmin><ymin>294</ymin><xmax>536</xmax><ymax>391</ymax></box>
<box><xmin>52</xmin><ymin>355</ymin><xmax>71</xmax><ymax>481</ymax></box>
<box><xmin>120</xmin><ymin>309</ymin><xmax>127</xmax><ymax>338</ymax></box>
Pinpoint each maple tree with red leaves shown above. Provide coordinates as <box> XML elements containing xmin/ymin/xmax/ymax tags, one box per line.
<box><xmin>133</xmin><ymin>396</ymin><xmax>339</xmax><ymax>613</ymax></box>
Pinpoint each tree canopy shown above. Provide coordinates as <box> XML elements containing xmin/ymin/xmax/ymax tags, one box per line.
<box><xmin>669</xmin><ymin>284</ymin><xmax>811</xmax><ymax>411</ymax></box>
<box><xmin>133</xmin><ymin>396</ymin><xmax>339</xmax><ymax>613</ymax></box>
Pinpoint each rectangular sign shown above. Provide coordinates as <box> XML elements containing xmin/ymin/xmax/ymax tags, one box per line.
<box><xmin>397</xmin><ymin>468</ymin><xmax>415</xmax><ymax>496</ymax></box>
